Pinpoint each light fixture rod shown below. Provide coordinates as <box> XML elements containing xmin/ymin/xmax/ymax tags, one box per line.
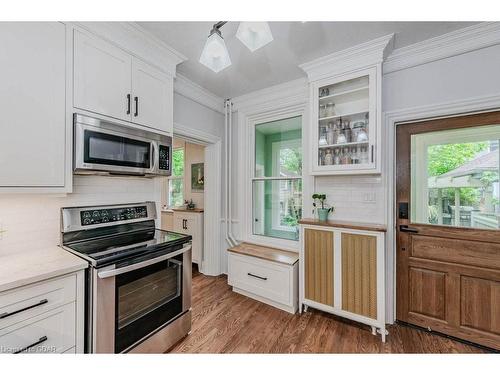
<box><xmin>210</xmin><ymin>21</ymin><xmax>227</xmax><ymax>36</ymax></box>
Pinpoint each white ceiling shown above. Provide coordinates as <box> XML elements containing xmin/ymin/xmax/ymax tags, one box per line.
<box><xmin>138</xmin><ymin>21</ymin><xmax>477</xmax><ymax>99</ymax></box>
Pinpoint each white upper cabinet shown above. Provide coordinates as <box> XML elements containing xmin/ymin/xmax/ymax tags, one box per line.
<box><xmin>300</xmin><ymin>34</ymin><xmax>394</xmax><ymax>175</ymax></box>
<box><xmin>74</xmin><ymin>30</ymin><xmax>132</xmax><ymax>122</ymax></box>
<box><xmin>73</xmin><ymin>29</ymin><xmax>174</xmax><ymax>134</ymax></box>
<box><xmin>131</xmin><ymin>58</ymin><xmax>173</xmax><ymax>133</ymax></box>
<box><xmin>311</xmin><ymin>67</ymin><xmax>377</xmax><ymax>174</ymax></box>
<box><xmin>0</xmin><ymin>22</ymin><xmax>67</xmax><ymax>188</ymax></box>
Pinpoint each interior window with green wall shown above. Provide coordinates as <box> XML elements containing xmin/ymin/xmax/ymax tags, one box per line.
<box><xmin>253</xmin><ymin>116</ymin><xmax>302</xmax><ymax>241</ymax></box>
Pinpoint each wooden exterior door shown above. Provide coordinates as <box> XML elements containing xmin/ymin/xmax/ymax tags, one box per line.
<box><xmin>396</xmin><ymin>111</ymin><xmax>500</xmax><ymax>350</ymax></box>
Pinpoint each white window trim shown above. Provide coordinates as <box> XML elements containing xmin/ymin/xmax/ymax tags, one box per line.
<box><xmin>270</xmin><ymin>139</ymin><xmax>302</xmax><ymax>232</ymax></box>
<box><xmin>241</xmin><ymin>108</ymin><xmax>306</xmax><ymax>252</ymax></box>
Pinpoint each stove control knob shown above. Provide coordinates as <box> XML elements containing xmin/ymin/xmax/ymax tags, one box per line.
<box><xmin>83</xmin><ymin>218</ymin><xmax>91</xmax><ymax>225</ymax></box>
<box><xmin>83</xmin><ymin>212</ymin><xmax>91</xmax><ymax>219</ymax></box>
<box><xmin>92</xmin><ymin>211</ymin><xmax>100</xmax><ymax>218</ymax></box>
<box><xmin>102</xmin><ymin>217</ymin><xmax>109</xmax><ymax>223</ymax></box>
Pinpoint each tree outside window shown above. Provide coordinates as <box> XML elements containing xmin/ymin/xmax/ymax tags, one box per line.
<box><xmin>168</xmin><ymin>148</ymin><xmax>184</xmax><ymax>207</ymax></box>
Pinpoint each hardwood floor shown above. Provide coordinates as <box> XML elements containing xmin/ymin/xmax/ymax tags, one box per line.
<box><xmin>169</xmin><ymin>270</ymin><xmax>489</xmax><ymax>353</ymax></box>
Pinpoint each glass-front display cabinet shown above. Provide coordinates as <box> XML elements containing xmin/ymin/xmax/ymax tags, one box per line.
<box><xmin>311</xmin><ymin>67</ymin><xmax>379</xmax><ymax>175</ymax></box>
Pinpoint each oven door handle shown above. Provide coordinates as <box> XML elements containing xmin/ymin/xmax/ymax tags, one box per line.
<box><xmin>97</xmin><ymin>242</ymin><xmax>192</xmax><ymax>279</ymax></box>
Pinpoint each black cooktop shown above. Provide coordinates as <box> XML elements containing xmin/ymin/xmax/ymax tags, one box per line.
<box><xmin>64</xmin><ymin>225</ymin><xmax>191</xmax><ymax>267</ymax></box>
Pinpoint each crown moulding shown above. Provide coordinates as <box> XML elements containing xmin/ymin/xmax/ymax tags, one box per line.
<box><xmin>71</xmin><ymin>22</ymin><xmax>187</xmax><ymax>77</ymax></box>
<box><xmin>383</xmin><ymin>22</ymin><xmax>500</xmax><ymax>74</ymax></box>
<box><xmin>299</xmin><ymin>33</ymin><xmax>395</xmax><ymax>82</ymax></box>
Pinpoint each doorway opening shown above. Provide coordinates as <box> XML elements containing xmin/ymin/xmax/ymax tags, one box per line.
<box><xmin>160</xmin><ymin>128</ymin><xmax>222</xmax><ymax>277</ymax></box>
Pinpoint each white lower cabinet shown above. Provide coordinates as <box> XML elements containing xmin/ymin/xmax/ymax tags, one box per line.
<box><xmin>0</xmin><ymin>304</ymin><xmax>76</xmax><ymax>354</ymax></box>
<box><xmin>173</xmin><ymin>211</ymin><xmax>204</xmax><ymax>265</ymax></box>
<box><xmin>227</xmin><ymin>244</ymin><xmax>299</xmax><ymax>314</ymax></box>
<box><xmin>0</xmin><ymin>272</ymin><xmax>85</xmax><ymax>354</ymax></box>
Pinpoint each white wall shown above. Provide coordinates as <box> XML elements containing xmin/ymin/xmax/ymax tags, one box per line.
<box><xmin>383</xmin><ymin>44</ymin><xmax>500</xmax><ymax>113</ymax></box>
<box><xmin>174</xmin><ymin>93</ymin><xmax>224</xmax><ymax>138</ymax></box>
<box><xmin>184</xmin><ymin>142</ymin><xmax>206</xmax><ymax>208</ymax></box>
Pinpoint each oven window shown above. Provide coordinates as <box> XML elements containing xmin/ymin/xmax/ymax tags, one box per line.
<box><xmin>114</xmin><ymin>256</ymin><xmax>184</xmax><ymax>353</ymax></box>
<box><xmin>117</xmin><ymin>260</ymin><xmax>180</xmax><ymax>329</ymax></box>
<box><xmin>84</xmin><ymin>130</ymin><xmax>151</xmax><ymax>168</ymax></box>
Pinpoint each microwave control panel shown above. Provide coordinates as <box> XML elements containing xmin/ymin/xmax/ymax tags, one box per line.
<box><xmin>158</xmin><ymin>145</ymin><xmax>170</xmax><ymax>171</ymax></box>
<box><xmin>80</xmin><ymin>205</ymin><xmax>148</xmax><ymax>226</ymax></box>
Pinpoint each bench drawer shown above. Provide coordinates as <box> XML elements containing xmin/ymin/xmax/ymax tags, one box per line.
<box><xmin>0</xmin><ymin>274</ymin><xmax>76</xmax><ymax>329</ymax></box>
<box><xmin>228</xmin><ymin>253</ymin><xmax>293</xmax><ymax>306</ymax></box>
<box><xmin>0</xmin><ymin>302</ymin><xmax>76</xmax><ymax>354</ymax></box>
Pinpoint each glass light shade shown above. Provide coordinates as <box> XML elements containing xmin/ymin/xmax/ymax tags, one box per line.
<box><xmin>199</xmin><ymin>32</ymin><xmax>231</xmax><ymax>73</ymax></box>
<box><xmin>236</xmin><ymin>22</ymin><xmax>274</xmax><ymax>52</ymax></box>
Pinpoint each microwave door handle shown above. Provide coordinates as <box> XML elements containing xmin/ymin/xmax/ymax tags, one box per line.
<box><xmin>151</xmin><ymin>142</ymin><xmax>159</xmax><ymax>173</ymax></box>
<box><xmin>97</xmin><ymin>242</ymin><xmax>192</xmax><ymax>279</ymax></box>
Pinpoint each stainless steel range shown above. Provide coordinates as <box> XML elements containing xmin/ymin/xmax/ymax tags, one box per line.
<box><xmin>60</xmin><ymin>202</ymin><xmax>192</xmax><ymax>353</ymax></box>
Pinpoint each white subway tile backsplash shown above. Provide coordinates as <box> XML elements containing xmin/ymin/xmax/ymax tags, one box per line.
<box><xmin>0</xmin><ymin>176</ymin><xmax>160</xmax><ymax>255</ymax></box>
<box><xmin>314</xmin><ymin>175</ymin><xmax>386</xmax><ymax>224</ymax></box>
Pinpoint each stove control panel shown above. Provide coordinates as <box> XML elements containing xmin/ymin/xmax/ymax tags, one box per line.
<box><xmin>80</xmin><ymin>205</ymin><xmax>148</xmax><ymax>226</ymax></box>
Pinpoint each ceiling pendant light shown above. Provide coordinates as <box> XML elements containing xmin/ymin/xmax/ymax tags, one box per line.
<box><xmin>236</xmin><ymin>22</ymin><xmax>274</xmax><ymax>52</ymax></box>
<box><xmin>199</xmin><ymin>21</ymin><xmax>231</xmax><ymax>73</ymax></box>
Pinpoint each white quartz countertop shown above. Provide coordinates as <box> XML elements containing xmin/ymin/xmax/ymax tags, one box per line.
<box><xmin>0</xmin><ymin>246</ymin><xmax>88</xmax><ymax>293</ymax></box>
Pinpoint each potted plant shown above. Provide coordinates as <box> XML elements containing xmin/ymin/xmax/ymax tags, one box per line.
<box><xmin>312</xmin><ymin>193</ymin><xmax>333</xmax><ymax>221</ymax></box>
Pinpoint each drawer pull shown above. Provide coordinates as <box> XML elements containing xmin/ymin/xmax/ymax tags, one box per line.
<box><xmin>247</xmin><ymin>272</ymin><xmax>267</xmax><ymax>281</ymax></box>
<box><xmin>13</xmin><ymin>336</ymin><xmax>48</xmax><ymax>354</ymax></box>
<box><xmin>0</xmin><ymin>298</ymin><xmax>48</xmax><ymax>319</ymax></box>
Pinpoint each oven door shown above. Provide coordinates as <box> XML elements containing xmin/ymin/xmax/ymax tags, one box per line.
<box><xmin>74</xmin><ymin>122</ymin><xmax>156</xmax><ymax>176</ymax></box>
<box><xmin>114</xmin><ymin>257</ymin><xmax>183</xmax><ymax>353</ymax></box>
<box><xmin>92</xmin><ymin>243</ymin><xmax>192</xmax><ymax>353</ymax></box>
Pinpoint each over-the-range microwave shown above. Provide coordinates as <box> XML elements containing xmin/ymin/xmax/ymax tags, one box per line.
<box><xmin>74</xmin><ymin>114</ymin><xmax>172</xmax><ymax>177</ymax></box>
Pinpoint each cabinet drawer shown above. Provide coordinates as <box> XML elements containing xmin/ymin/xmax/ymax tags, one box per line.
<box><xmin>228</xmin><ymin>253</ymin><xmax>292</xmax><ymax>306</ymax></box>
<box><xmin>0</xmin><ymin>303</ymin><xmax>76</xmax><ymax>354</ymax></box>
<box><xmin>0</xmin><ymin>274</ymin><xmax>76</xmax><ymax>329</ymax></box>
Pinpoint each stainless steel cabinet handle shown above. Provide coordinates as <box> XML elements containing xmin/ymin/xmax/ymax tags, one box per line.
<box><xmin>13</xmin><ymin>336</ymin><xmax>48</xmax><ymax>354</ymax></box>
<box><xmin>247</xmin><ymin>272</ymin><xmax>267</xmax><ymax>281</ymax></box>
<box><xmin>0</xmin><ymin>299</ymin><xmax>48</xmax><ymax>319</ymax></box>
<box><xmin>371</xmin><ymin>145</ymin><xmax>374</xmax><ymax>163</ymax></box>
<box><xmin>134</xmin><ymin>96</ymin><xmax>139</xmax><ymax>117</ymax></box>
<box><xmin>97</xmin><ymin>243</ymin><xmax>192</xmax><ymax>278</ymax></box>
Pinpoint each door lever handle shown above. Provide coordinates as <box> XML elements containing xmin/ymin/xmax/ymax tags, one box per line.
<box><xmin>399</xmin><ymin>225</ymin><xmax>419</xmax><ymax>233</ymax></box>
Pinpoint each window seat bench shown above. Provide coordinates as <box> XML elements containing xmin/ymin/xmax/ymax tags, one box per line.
<box><xmin>227</xmin><ymin>242</ymin><xmax>299</xmax><ymax>313</ymax></box>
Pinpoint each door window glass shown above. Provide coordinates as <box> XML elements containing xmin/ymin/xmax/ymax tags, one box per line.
<box><xmin>411</xmin><ymin>125</ymin><xmax>500</xmax><ymax>229</ymax></box>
